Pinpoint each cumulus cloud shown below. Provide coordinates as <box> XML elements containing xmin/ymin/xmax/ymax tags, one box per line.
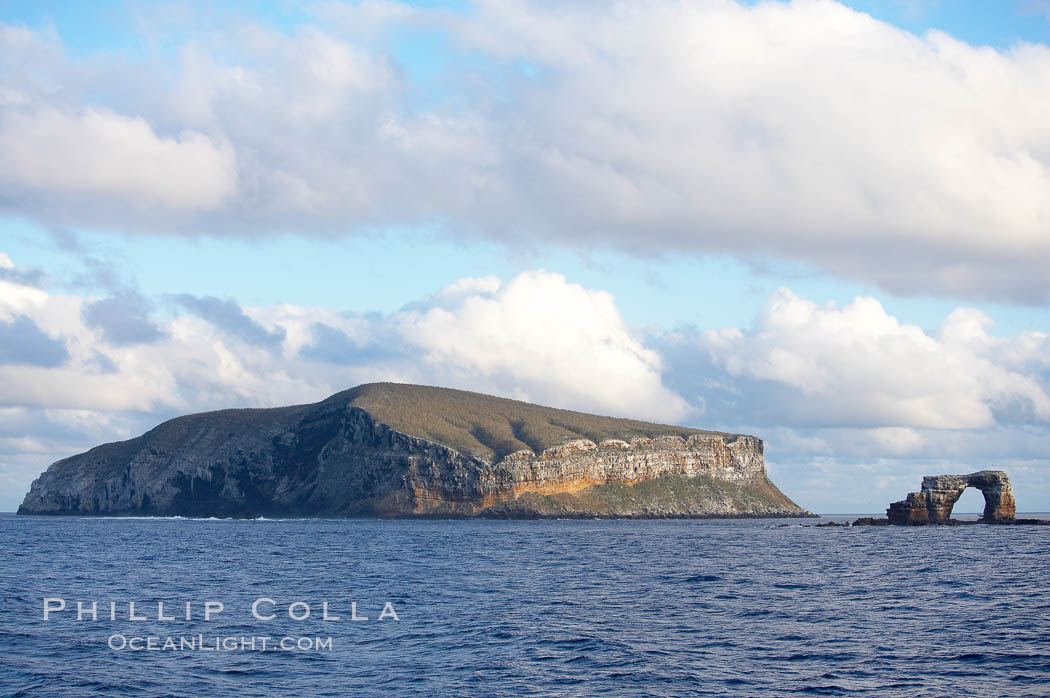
<box><xmin>395</xmin><ymin>271</ymin><xmax>692</xmax><ymax>420</ymax></box>
<box><xmin>285</xmin><ymin>271</ymin><xmax>693</xmax><ymax>421</ymax></box>
<box><xmin>6</xmin><ymin>267</ymin><xmax>1050</xmax><ymax>436</ymax></box>
<box><xmin>449</xmin><ymin>0</ymin><xmax>1050</xmax><ymax>299</ymax></box>
<box><xmin>3</xmin><ymin>3</ymin><xmax>1050</xmax><ymax>299</ymax></box>
<box><xmin>0</xmin><ymin>315</ymin><xmax>69</xmax><ymax>367</ymax></box>
<box><xmin>299</xmin><ymin>321</ymin><xmax>409</xmax><ymax>365</ymax></box>
<box><xmin>16</xmin><ymin>268</ymin><xmax>1050</xmax><ymax>434</ymax></box>
<box><xmin>82</xmin><ymin>292</ymin><xmax>166</xmax><ymax>346</ymax></box>
<box><xmin>0</xmin><ymin>106</ymin><xmax>236</xmax><ymax>213</ymax></box>
<box><xmin>681</xmin><ymin>288</ymin><xmax>1050</xmax><ymax>429</ymax></box>
<box><xmin>2</xmin><ymin>265</ymin><xmax>1050</xmax><ymax>511</ymax></box>
<box><xmin>174</xmin><ymin>295</ymin><xmax>285</xmax><ymax>352</ymax></box>
<box><xmin>0</xmin><ymin>252</ymin><xmax>44</xmax><ymax>287</ymax></box>
<box><xmin>0</xmin><ymin>269</ymin><xmax>689</xmax><ymax>420</ymax></box>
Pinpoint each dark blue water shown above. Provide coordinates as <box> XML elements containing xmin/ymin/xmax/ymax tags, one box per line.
<box><xmin>2</xmin><ymin>514</ymin><xmax>1049</xmax><ymax>697</ymax></box>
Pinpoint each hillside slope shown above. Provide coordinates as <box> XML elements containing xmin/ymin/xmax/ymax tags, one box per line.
<box><xmin>341</xmin><ymin>383</ymin><xmax>723</xmax><ymax>461</ymax></box>
<box><xmin>18</xmin><ymin>383</ymin><xmax>810</xmax><ymax>519</ymax></box>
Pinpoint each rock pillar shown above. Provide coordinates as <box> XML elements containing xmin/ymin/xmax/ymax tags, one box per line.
<box><xmin>886</xmin><ymin>470</ymin><xmax>1015</xmax><ymax>525</ymax></box>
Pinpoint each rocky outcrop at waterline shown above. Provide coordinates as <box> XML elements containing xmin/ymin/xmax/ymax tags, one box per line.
<box><xmin>17</xmin><ymin>383</ymin><xmax>811</xmax><ymax>519</ymax></box>
<box><xmin>886</xmin><ymin>470</ymin><xmax>1016</xmax><ymax>525</ymax></box>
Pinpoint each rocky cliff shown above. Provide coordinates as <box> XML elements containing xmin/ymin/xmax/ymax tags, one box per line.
<box><xmin>18</xmin><ymin>383</ymin><xmax>810</xmax><ymax>518</ymax></box>
<box><xmin>886</xmin><ymin>471</ymin><xmax>1016</xmax><ymax>524</ymax></box>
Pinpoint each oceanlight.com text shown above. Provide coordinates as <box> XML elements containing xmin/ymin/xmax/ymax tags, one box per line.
<box><xmin>107</xmin><ymin>634</ymin><xmax>334</xmax><ymax>652</ymax></box>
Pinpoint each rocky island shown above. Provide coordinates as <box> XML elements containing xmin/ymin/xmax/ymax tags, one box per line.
<box><xmin>886</xmin><ymin>470</ymin><xmax>1016</xmax><ymax>524</ymax></box>
<box><xmin>17</xmin><ymin>383</ymin><xmax>811</xmax><ymax>519</ymax></box>
<box><xmin>846</xmin><ymin>470</ymin><xmax>1048</xmax><ymax>526</ymax></box>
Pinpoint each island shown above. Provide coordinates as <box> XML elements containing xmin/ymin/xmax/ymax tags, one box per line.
<box><xmin>886</xmin><ymin>471</ymin><xmax>1016</xmax><ymax>524</ymax></box>
<box><xmin>846</xmin><ymin>470</ymin><xmax>1049</xmax><ymax>526</ymax></box>
<box><xmin>17</xmin><ymin>383</ymin><xmax>812</xmax><ymax>519</ymax></box>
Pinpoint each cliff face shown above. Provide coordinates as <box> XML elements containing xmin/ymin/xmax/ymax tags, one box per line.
<box><xmin>886</xmin><ymin>471</ymin><xmax>1016</xmax><ymax>525</ymax></box>
<box><xmin>18</xmin><ymin>384</ymin><xmax>809</xmax><ymax>518</ymax></box>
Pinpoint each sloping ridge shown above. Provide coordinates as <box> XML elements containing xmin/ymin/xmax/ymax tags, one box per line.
<box><xmin>18</xmin><ymin>383</ymin><xmax>810</xmax><ymax>518</ymax></box>
<box><xmin>339</xmin><ymin>382</ymin><xmax>725</xmax><ymax>462</ymax></box>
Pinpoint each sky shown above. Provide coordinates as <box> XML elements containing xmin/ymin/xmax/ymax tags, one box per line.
<box><xmin>1</xmin><ymin>0</ymin><xmax>1050</xmax><ymax>514</ymax></box>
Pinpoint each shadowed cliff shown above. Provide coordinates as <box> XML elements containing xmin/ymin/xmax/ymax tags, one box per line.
<box><xmin>18</xmin><ymin>383</ymin><xmax>810</xmax><ymax>519</ymax></box>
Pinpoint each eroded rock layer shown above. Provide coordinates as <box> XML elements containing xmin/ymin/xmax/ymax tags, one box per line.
<box><xmin>18</xmin><ymin>384</ymin><xmax>809</xmax><ymax>518</ymax></box>
<box><xmin>886</xmin><ymin>470</ymin><xmax>1016</xmax><ymax>524</ymax></box>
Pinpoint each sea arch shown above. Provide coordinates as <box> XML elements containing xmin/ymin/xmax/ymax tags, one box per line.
<box><xmin>886</xmin><ymin>470</ymin><xmax>1016</xmax><ymax>525</ymax></box>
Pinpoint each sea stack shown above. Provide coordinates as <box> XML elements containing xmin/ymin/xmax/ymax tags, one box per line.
<box><xmin>886</xmin><ymin>470</ymin><xmax>1016</xmax><ymax>524</ymax></box>
<box><xmin>18</xmin><ymin>383</ymin><xmax>810</xmax><ymax>519</ymax></box>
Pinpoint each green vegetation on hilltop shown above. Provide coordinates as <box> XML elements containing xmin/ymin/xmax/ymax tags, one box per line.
<box><xmin>337</xmin><ymin>382</ymin><xmax>731</xmax><ymax>461</ymax></box>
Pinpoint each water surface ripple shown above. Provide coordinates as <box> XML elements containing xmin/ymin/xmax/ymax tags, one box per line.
<box><xmin>2</xmin><ymin>515</ymin><xmax>1048</xmax><ymax>696</ymax></box>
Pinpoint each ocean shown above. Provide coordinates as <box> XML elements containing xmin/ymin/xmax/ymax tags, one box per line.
<box><xmin>2</xmin><ymin>513</ymin><xmax>1049</xmax><ymax>696</ymax></box>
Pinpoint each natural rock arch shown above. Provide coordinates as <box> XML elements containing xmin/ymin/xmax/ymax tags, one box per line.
<box><xmin>887</xmin><ymin>470</ymin><xmax>1016</xmax><ymax>525</ymax></box>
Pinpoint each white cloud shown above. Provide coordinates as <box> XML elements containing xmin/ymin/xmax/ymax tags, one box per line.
<box><xmin>443</xmin><ymin>0</ymin><xmax>1050</xmax><ymax>300</ymax></box>
<box><xmin>396</xmin><ymin>270</ymin><xmax>691</xmax><ymax>421</ymax></box>
<box><xmin>4</xmin><ymin>4</ymin><xmax>1050</xmax><ymax>298</ymax></box>
<box><xmin>864</xmin><ymin>426</ymin><xmax>924</xmax><ymax>455</ymax></box>
<box><xmin>0</xmin><ymin>270</ymin><xmax>689</xmax><ymax>421</ymax></box>
<box><xmin>697</xmin><ymin>288</ymin><xmax>1050</xmax><ymax>429</ymax></box>
<box><xmin>0</xmin><ymin>106</ymin><xmax>236</xmax><ymax>211</ymax></box>
<box><xmin>2</xmin><ymin>267</ymin><xmax>1050</xmax><ymax>510</ymax></box>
